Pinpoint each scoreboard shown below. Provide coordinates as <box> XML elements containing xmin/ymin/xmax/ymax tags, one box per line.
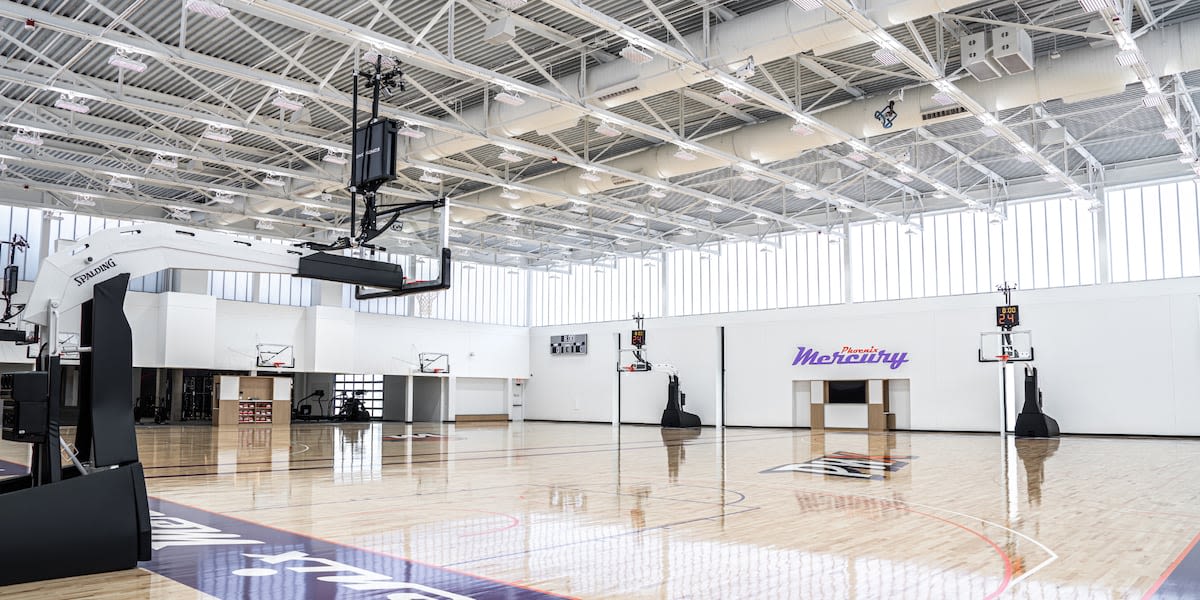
<box><xmin>995</xmin><ymin>305</ymin><xmax>1019</xmax><ymax>328</ymax></box>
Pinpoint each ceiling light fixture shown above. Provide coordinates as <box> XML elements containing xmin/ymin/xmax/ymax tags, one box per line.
<box><xmin>872</xmin><ymin>48</ymin><xmax>902</xmax><ymax>66</ymax></box>
<box><xmin>499</xmin><ymin>188</ymin><xmax>520</xmax><ymax>201</ymax></box>
<box><xmin>717</xmin><ymin>88</ymin><xmax>743</xmax><ymax>104</ymax></box>
<box><xmin>323</xmin><ymin>149</ymin><xmax>348</xmax><ymax>165</ymax></box>
<box><xmin>676</xmin><ymin>227</ymin><xmax>695</xmax><ymax>237</ymax></box>
<box><xmin>262</xmin><ymin>173</ymin><xmax>286</xmax><ymax>187</ymax></box>
<box><xmin>1078</xmin><ymin>0</ymin><xmax>1113</xmax><ymax>11</ymax></box>
<box><xmin>170</xmin><ymin>208</ymin><xmax>192</xmax><ymax>221</ymax></box>
<box><xmin>620</xmin><ymin>44</ymin><xmax>653</xmax><ymax>65</ymax></box>
<box><xmin>594</xmin><ymin>121</ymin><xmax>621</xmax><ymax>137</ymax></box>
<box><xmin>932</xmin><ymin>191</ymin><xmax>947</xmax><ymax>199</ymax></box>
<box><xmin>930</xmin><ymin>91</ymin><xmax>956</xmax><ymax>106</ymax></box>
<box><xmin>498</xmin><ymin>149</ymin><xmax>523</xmax><ymax>163</ymax></box>
<box><xmin>255</xmin><ymin>219</ymin><xmax>274</xmax><ymax>230</ymax></box>
<box><xmin>673</xmin><ymin>146</ymin><xmax>697</xmax><ymax>161</ymax></box>
<box><xmin>109</xmin><ymin>176</ymin><xmax>133</xmax><ymax>190</ymax></box>
<box><xmin>738</xmin><ymin>167</ymin><xmax>759</xmax><ymax>181</ymax></box>
<box><xmin>186</xmin><ymin>0</ymin><xmax>230</xmax><ymax>19</ymax></box>
<box><xmin>301</xmin><ymin>207</ymin><xmax>321</xmax><ymax>218</ymax></box>
<box><xmin>492</xmin><ymin>0</ymin><xmax>528</xmax><ymax>9</ymax></box>
<box><xmin>107</xmin><ymin>51</ymin><xmax>147</xmax><ymax>73</ymax></box>
<box><xmin>270</xmin><ymin>93</ymin><xmax>303</xmax><ymax>112</ymax></box>
<box><xmin>151</xmin><ymin>154</ymin><xmax>178</xmax><ymax>169</ymax></box>
<box><xmin>212</xmin><ymin>192</ymin><xmax>236</xmax><ymax>204</ymax></box>
<box><xmin>1115</xmin><ymin>50</ymin><xmax>1141</xmax><ymax>67</ymax></box>
<box><xmin>579</xmin><ymin>169</ymin><xmax>602</xmax><ymax>182</ymax></box>
<box><xmin>74</xmin><ymin>194</ymin><xmax>96</xmax><ymax>207</ymax></box>
<box><xmin>790</xmin><ymin>0</ymin><xmax>823</xmax><ymax>10</ymax></box>
<box><xmin>54</xmin><ymin>94</ymin><xmax>90</xmax><ymax>114</ymax></box>
<box><xmin>647</xmin><ymin>187</ymin><xmax>667</xmax><ymax>199</ymax></box>
<box><xmin>704</xmin><ymin>203</ymin><xmax>723</xmax><ymax>213</ymax></box>
<box><xmin>12</xmin><ymin>129</ymin><xmax>43</xmax><ymax>146</ymax></box>
<box><xmin>396</xmin><ymin>123</ymin><xmax>426</xmax><ymax>138</ymax></box>
<box><xmin>202</xmin><ymin>125</ymin><xmax>233</xmax><ymax>143</ymax></box>
<box><xmin>419</xmin><ymin>171</ymin><xmax>442</xmax><ymax>184</ymax></box>
<box><xmin>790</xmin><ymin>120</ymin><xmax>814</xmax><ymax>136</ymax></box>
<box><xmin>494</xmin><ymin>89</ymin><xmax>525</xmax><ymax>106</ymax></box>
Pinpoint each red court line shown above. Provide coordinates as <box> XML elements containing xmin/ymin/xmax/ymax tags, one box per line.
<box><xmin>1143</xmin><ymin>530</ymin><xmax>1200</xmax><ymax>599</ymax></box>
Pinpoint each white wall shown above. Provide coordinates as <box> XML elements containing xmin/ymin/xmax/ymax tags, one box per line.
<box><xmin>117</xmin><ymin>292</ymin><xmax>529</xmax><ymax>379</ymax></box>
<box><xmin>527</xmin><ymin>278</ymin><xmax>1200</xmax><ymax>436</ymax></box>
<box><xmin>454</xmin><ymin>377</ymin><xmax>507</xmax><ymax>415</ymax></box>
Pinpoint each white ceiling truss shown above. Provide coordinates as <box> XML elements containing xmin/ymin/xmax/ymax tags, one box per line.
<box><xmin>0</xmin><ymin>0</ymin><xmax>1195</xmax><ymax>268</ymax></box>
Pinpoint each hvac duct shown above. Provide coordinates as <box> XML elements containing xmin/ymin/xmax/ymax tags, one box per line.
<box><xmin>452</xmin><ymin>19</ymin><xmax>1200</xmax><ymax>223</ymax></box>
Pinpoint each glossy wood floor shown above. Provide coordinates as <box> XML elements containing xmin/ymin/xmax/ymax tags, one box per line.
<box><xmin>0</xmin><ymin>421</ymin><xmax>1196</xmax><ymax>599</ymax></box>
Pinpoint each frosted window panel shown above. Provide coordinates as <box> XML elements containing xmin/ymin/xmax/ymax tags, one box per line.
<box><xmin>849</xmin><ymin>225</ymin><xmax>864</xmax><ymax>303</ymax></box>
<box><xmin>874</xmin><ymin>224</ymin><xmax>889</xmax><ymax>300</ymax></box>
<box><xmin>1179</xmin><ymin>181</ymin><xmax>1200</xmax><ymax>277</ymax></box>
<box><xmin>959</xmin><ymin>213</ymin><xmax>978</xmax><ymax>295</ymax></box>
<box><xmin>1143</xmin><ymin>186</ymin><xmax>1164</xmax><ymax>280</ymax></box>
<box><xmin>1061</xmin><ymin>201</ymin><xmax>1081</xmax><ymax>287</ymax></box>
<box><xmin>1013</xmin><ymin>204</ymin><xmax>1035</xmax><ymax>290</ymax></box>
<box><xmin>1125</xmin><ymin>188</ymin><xmax>1147</xmax><ymax>281</ymax></box>
<box><xmin>1030</xmin><ymin>201</ymin><xmax>1049</xmax><ymax>289</ymax></box>
<box><xmin>947</xmin><ymin>216</ymin><xmax>964</xmax><ymax>296</ymax></box>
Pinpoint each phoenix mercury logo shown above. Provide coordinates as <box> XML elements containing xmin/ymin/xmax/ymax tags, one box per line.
<box><xmin>72</xmin><ymin>258</ymin><xmax>117</xmax><ymax>286</ymax></box>
<box><xmin>792</xmin><ymin>345</ymin><xmax>910</xmax><ymax>370</ymax></box>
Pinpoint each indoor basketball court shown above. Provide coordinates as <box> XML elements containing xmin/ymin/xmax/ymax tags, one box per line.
<box><xmin>1</xmin><ymin>0</ymin><xmax>1200</xmax><ymax>598</ymax></box>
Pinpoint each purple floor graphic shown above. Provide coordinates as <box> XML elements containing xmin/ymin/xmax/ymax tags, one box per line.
<box><xmin>146</xmin><ymin>497</ymin><xmax>569</xmax><ymax>600</ymax></box>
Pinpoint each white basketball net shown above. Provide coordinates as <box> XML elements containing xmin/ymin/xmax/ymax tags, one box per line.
<box><xmin>416</xmin><ymin>293</ymin><xmax>437</xmax><ymax>318</ymax></box>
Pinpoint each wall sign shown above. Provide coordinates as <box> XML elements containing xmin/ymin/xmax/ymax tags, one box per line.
<box><xmin>550</xmin><ymin>334</ymin><xmax>587</xmax><ymax>355</ymax></box>
<box><xmin>792</xmin><ymin>345</ymin><xmax>910</xmax><ymax>370</ymax></box>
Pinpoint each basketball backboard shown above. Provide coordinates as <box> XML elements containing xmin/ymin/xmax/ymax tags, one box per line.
<box><xmin>978</xmin><ymin>330</ymin><xmax>1034</xmax><ymax>362</ymax></box>
<box><xmin>256</xmin><ymin>343</ymin><xmax>294</xmax><ymax>369</ymax></box>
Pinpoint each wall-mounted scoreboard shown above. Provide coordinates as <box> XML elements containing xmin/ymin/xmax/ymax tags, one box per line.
<box><xmin>550</xmin><ymin>334</ymin><xmax>588</xmax><ymax>355</ymax></box>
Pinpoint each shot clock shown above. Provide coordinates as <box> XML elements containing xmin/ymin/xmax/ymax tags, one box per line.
<box><xmin>996</xmin><ymin>305</ymin><xmax>1019</xmax><ymax>329</ymax></box>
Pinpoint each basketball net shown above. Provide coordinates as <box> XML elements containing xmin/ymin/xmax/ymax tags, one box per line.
<box><xmin>416</xmin><ymin>292</ymin><xmax>436</xmax><ymax>318</ymax></box>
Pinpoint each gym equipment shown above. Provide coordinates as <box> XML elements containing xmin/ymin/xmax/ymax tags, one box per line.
<box><xmin>292</xmin><ymin>389</ymin><xmax>330</xmax><ymax>421</ymax></box>
<box><xmin>336</xmin><ymin>392</ymin><xmax>372</xmax><ymax>422</ymax></box>
<box><xmin>617</xmin><ymin>314</ymin><xmax>701</xmax><ymax>428</ymax></box>
<box><xmin>0</xmin><ymin>218</ymin><xmax>454</xmax><ymax>586</ymax></box>
<box><xmin>978</xmin><ymin>283</ymin><xmax>1059</xmax><ymax>438</ymax></box>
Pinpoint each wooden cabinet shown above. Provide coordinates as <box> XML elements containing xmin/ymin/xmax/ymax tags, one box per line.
<box><xmin>213</xmin><ymin>375</ymin><xmax>292</xmax><ymax>427</ymax></box>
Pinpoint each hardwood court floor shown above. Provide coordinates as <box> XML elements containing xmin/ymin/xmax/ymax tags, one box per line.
<box><xmin>0</xmin><ymin>422</ymin><xmax>1197</xmax><ymax>599</ymax></box>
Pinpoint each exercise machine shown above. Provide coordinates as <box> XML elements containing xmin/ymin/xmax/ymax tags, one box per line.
<box><xmin>978</xmin><ymin>283</ymin><xmax>1059</xmax><ymax>438</ymax></box>
<box><xmin>292</xmin><ymin>389</ymin><xmax>329</xmax><ymax>421</ymax></box>
<box><xmin>0</xmin><ymin>218</ymin><xmax>452</xmax><ymax>586</ymax></box>
<box><xmin>618</xmin><ymin>314</ymin><xmax>700</xmax><ymax>428</ymax></box>
<box><xmin>335</xmin><ymin>391</ymin><xmax>372</xmax><ymax>422</ymax></box>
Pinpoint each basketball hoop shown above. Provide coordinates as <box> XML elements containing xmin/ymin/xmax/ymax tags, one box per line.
<box><xmin>416</xmin><ymin>292</ymin><xmax>436</xmax><ymax>318</ymax></box>
<box><xmin>272</xmin><ymin>361</ymin><xmax>285</xmax><ymax>370</ymax></box>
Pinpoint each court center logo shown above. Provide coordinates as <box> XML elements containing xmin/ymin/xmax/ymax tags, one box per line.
<box><xmin>382</xmin><ymin>433</ymin><xmax>463</xmax><ymax>442</ymax></box>
<box><xmin>763</xmin><ymin>451</ymin><xmax>914</xmax><ymax>480</ymax></box>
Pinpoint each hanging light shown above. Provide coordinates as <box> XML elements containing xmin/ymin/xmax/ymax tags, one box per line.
<box><xmin>73</xmin><ymin>194</ymin><xmax>96</xmax><ymax>207</ymax></box>
<box><xmin>419</xmin><ymin>171</ymin><xmax>442</xmax><ymax>184</ymax></box>
<box><xmin>53</xmin><ymin>94</ymin><xmax>90</xmax><ymax>114</ymax></box>
<box><xmin>647</xmin><ymin>187</ymin><xmax>667</xmax><ymax>199</ymax></box>
<box><xmin>361</xmin><ymin>49</ymin><xmax>397</xmax><ymax>70</ymax></box>
<box><xmin>930</xmin><ymin>91</ymin><xmax>956</xmax><ymax>106</ymax></box>
<box><xmin>499</xmin><ymin>188</ymin><xmax>520</xmax><ymax>201</ymax></box>
<box><xmin>109</xmin><ymin>176</ymin><xmax>133</xmax><ymax>190</ymax></box>
<box><xmin>262</xmin><ymin>173</ymin><xmax>286</xmax><ymax>187</ymax></box>
<box><xmin>717</xmin><ymin>88</ymin><xmax>743</xmax><ymax>105</ymax></box>
<box><xmin>497</xmin><ymin>149</ymin><xmax>523</xmax><ymax>163</ymax></box>
<box><xmin>186</xmin><ymin>0</ymin><xmax>230</xmax><ymax>19</ymax></box>
<box><xmin>704</xmin><ymin>203</ymin><xmax>723</xmax><ymax>213</ymax></box>
<box><xmin>594</xmin><ymin>121</ymin><xmax>621</xmax><ymax>137</ymax></box>
<box><xmin>790</xmin><ymin>120</ymin><xmax>814</xmax><ymax>136</ymax></box>
<box><xmin>255</xmin><ymin>219</ymin><xmax>275</xmax><ymax>230</ymax></box>
<box><xmin>492</xmin><ymin>0</ymin><xmax>528</xmax><ymax>8</ymax></box>
<box><xmin>202</xmin><ymin>125</ymin><xmax>233</xmax><ymax>143</ymax></box>
<box><xmin>620</xmin><ymin>44</ymin><xmax>653</xmax><ymax>65</ymax></box>
<box><xmin>151</xmin><ymin>154</ymin><xmax>178</xmax><ymax>169</ymax></box>
<box><xmin>301</xmin><ymin>206</ymin><xmax>321</xmax><ymax>217</ymax></box>
<box><xmin>107</xmin><ymin>51</ymin><xmax>147</xmax><ymax>73</ymax></box>
<box><xmin>579</xmin><ymin>169</ymin><xmax>602</xmax><ymax>182</ymax></box>
<box><xmin>271</xmin><ymin>92</ymin><xmax>304</xmax><ymax>112</ymax></box>
<box><xmin>396</xmin><ymin>123</ymin><xmax>426</xmax><ymax>138</ymax></box>
<box><xmin>494</xmin><ymin>89</ymin><xmax>525</xmax><ymax>106</ymax></box>
<box><xmin>170</xmin><ymin>208</ymin><xmax>192</xmax><ymax>221</ymax></box>
<box><xmin>872</xmin><ymin>48</ymin><xmax>902</xmax><ymax>66</ymax></box>
<box><xmin>673</xmin><ymin>146</ymin><xmax>697</xmax><ymax>161</ymax></box>
<box><xmin>212</xmin><ymin>191</ymin><xmax>236</xmax><ymax>204</ymax></box>
<box><xmin>323</xmin><ymin>149</ymin><xmax>348</xmax><ymax>165</ymax></box>
<box><xmin>12</xmin><ymin>129</ymin><xmax>42</xmax><ymax>146</ymax></box>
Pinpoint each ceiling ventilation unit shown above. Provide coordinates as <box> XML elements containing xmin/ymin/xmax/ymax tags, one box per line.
<box><xmin>992</xmin><ymin>27</ymin><xmax>1034</xmax><ymax>74</ymax></box>
<box><xmin>961</xmin><ymin>32</ymin><xmax>1003</xmax><ymax>81</ymax></box>
<box><xmin>483</xmin><ymin>16</ymin><xmax>516</xmax><ymax>45</ymax></box>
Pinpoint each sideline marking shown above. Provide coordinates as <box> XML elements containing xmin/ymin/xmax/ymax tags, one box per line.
<box><xmin>1144</xmin><ymin>529</ymin><xmax>1200</xmax><ymax>599</ymax></box>
<box><xmin>145</xmin><ymin>497</ymin><xmax>570</xmax><ymax>599</ymax></box>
